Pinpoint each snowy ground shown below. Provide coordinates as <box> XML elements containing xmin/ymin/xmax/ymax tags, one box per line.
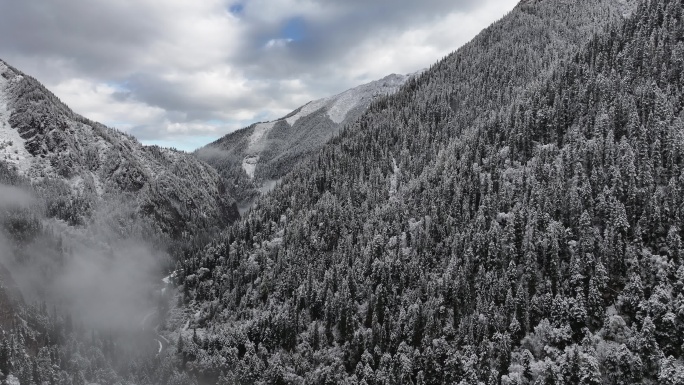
<box><xmin>247</xmin><ymin>121</ymin><xmax>276</xmax><ymax>153</ymax></box>
<box><xmin>241</xmin><ymin>121</ymin><xmax>275</xmax><ymax>177</ymax></box>
<box><xmin>326</xmin><ymin>73</ymin><xmax>411</xmax><ymax>124</ymax></box>
<box><xmin>258</xmin><ymin>178</ymin><xmax>280</xmax><ymax>194</ymax></box>
<box><xmin>0</xmin><ymin>62</ymin><xmax>32</xmax><ymax>174</ymax></box>
<box><xmin>285</xmin><ymin>98</ymin><xmax>328</xmax><ymax>126</ymax></box>
<box><xmin>616</xmin><ymin>0</ymin><xmax>638</xmax><ymax>17</ymax></box>
<box><xmin>389</xmin><ymin>158</ymin><xmax>399</xmax><ymax>198</ymax></box>
<box><xmin>242</xmin><ymin>155</ymin><xmax>259</xmax><ymax>179</ymax></box>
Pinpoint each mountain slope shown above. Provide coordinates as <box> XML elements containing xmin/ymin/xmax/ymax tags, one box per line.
<box><xmin>173</xmin><ymin>0</ymin><xmax>646</xmax><ymax>383</ymax></box>
<box><xmin>0</xmin><ymin>160</ymin><xmax>181</xmax><ymax>385</ymax></box>
<box><xmin>195</xmin><ymin>73</ymin><xmax>413</xmax><ymax>207</ymax></box>
<box><xmin>0</xmin><ymin>59</ymin><xmax>239</xmax><ymax>239</ymax></box>
<box><xmin>0</xmin><ymin>59</ymin><xmax>242</xmax><ymax>384</ymax></box>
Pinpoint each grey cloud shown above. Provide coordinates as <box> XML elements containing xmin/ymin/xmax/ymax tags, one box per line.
<box><xmin>111</xmin><ymin>89</ymin><xmax>134</xmax><ymax>103</ymax></box>
<box><xmin>125</xmin><ymin>72</ymin><xmax>303</xmax><ymax>121</ymax></box>
<box><xmin>124</xmin><ymin>75</ymin><xmax>236</xmax><ymax>119</ymax></box>
<box><xmin>127</xmin><ymin>124</ymin><xmax>169</xmax><ymax>141</ymax></box>
<box><xmin>234</xmin><ymin>0</ymin><xmax>481</xmax><ymax>78</ymax></box>
<box><xmin>128</xmin><ymin>122</ymin><xmax>228</xmax><ymax>142</ymax></box>
<box><xmin>53</xmin><ymin>238</ymin><xmax>161</xmax><ymax>330</ymax></box>
<box><xmin>0</xmin><ymin>208</ymin><xmax>166</xmax><ymax>332</ymax></box>
<box><xmin>0</xmin><ymin>2</ymin><xmax>159</xmax><ymax>77</ymax></box>
<box><xmin>0</xmin><ymin>0</ymin><xmax>504</xmax><ymax>147</ymax></box>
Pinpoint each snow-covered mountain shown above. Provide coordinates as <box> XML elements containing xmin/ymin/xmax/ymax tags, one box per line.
<box><xmin>178</xmin><ymin>0</ymin><xmax>671</xmax><ymax>383</ymax></box>
<box><xmin>0</xmin><ymin>59</ymin><xmax>239</xmax><ymax>238</ymax></box>
<box><xmin>195</xmin><ymin>73</ymin><xmax>415</xmax><ymax>207</ymax></box>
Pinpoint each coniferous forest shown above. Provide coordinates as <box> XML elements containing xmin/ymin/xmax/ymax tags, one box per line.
<box><xmin>175</xmin><ymin>0</ymin><xmax>684</xmax><ymax>383</ymax></box>
<box><xmin>1</xmin><ymin>0</ymin><xmax>684</xmax><ymax>384</ymax></box>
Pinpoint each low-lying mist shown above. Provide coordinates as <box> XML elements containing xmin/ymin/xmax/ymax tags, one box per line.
<box><xmin>0</xmin><ymin>184</ymin><xmax>35</xmax><ymax>208</ymax></box>
<box><xmin>0</xmin><ymin>182</ymin><xmax>170</xmax><ymax>334</ymax></box>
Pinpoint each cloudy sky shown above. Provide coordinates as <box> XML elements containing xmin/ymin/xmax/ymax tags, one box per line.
<box><xmin>0</xmin><ymin>0</ymin><xmax>518</xmax><ymax>151</ymax></box>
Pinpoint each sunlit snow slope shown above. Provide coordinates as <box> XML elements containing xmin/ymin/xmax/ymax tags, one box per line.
<box><xmin>196</xmin><ymin>72</ymin><xmax>417</xmax><ymax>206</ymax></box>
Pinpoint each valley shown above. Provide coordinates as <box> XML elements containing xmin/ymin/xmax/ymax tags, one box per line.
<box><xmin>2</xmin><ymin>0</ymin><xmax>684</xmax><ymax>384</ymax></box>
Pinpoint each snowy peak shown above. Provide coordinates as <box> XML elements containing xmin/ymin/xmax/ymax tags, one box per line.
<box><xmin>241</xmin><ymin>72</ymin><xmax>414</xmax><ymax>166</ymax></box>
<box><xmin>328</xmin><ymin>73</ymin><xmax>415</xmax><ymax>123</ymax></box>
<box><xmin>288</xmin><ymin>72</ymin><xmax>414</xmax><ymax>126</ymax></box>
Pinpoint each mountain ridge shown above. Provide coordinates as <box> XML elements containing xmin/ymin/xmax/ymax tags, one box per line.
<box><xmin>0</xmin><ymin>59</ymin><xmax>239</xmax><ymax>238</ymax></box>
<box><xmin>196</xmin><ymin>72</ymin><xmax>416</xmax><ymax>208</ymax></box>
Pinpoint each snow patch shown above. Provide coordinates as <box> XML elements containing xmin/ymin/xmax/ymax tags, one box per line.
<box><xmin>389</xmin><ymin>158</ymin><xmax>399</xmax><ymax>198</ymax></box>
<box><xmin>68</xmin><ymin>175</ymin><xmax>84</xmax><ymax>190</ymax></box>
<box><xmin>162</xmin><ymin>271</ymin><xmax>177</xmax><ymax>285</ymax></box>
<box><xmin>327</xmin><ymin>94</ymin><xmax>359</xmax><ymax>124</ymax></box>
<box><xmin>408</xmin><ymin>218</ymin><xmax>423</xmax><ymax>231</ymax></box>
<box><xmin>327</xmin><ymin>73</ymin><xmax>410</xmax><ymax>124</ymax></box>
<box><xmin>285</xmin><ymin>98</ymin><xmax>328</xmax><ymax>126</ymax></box>
<box><xmin>615</xmin><ymin>0</ymin><xmax>637</xmax><ymax>18</ymax></box>
<box><xmin>91</xmin><ymin>173</ymin><xmax>104</xmax><ymax>196</ymax></box>
<box><xmin>265</xmin><ymin>237</ymin><xmax>283</xmax><ymax>249</ymax></box>
<box><xmin>242</xmin><ymin>155</ymin><xmax>259</xmax><ymax>178</ymax></box>
<box><xmin>0</xmin><ymin>63</ymin><xmax>33</xmax><ymax>174</ymax></box>
<box><xmin>248</xmin><ymin>121</ymin><xmax>276</xmax><ymax>153</ymax></box>
<box><xmin>237</xmin><ymin>72</ymin><xmax>414</xmax><ymax>179</ymax></box>
<box><xmin>241</xmin><ymin>121</ymin><xmax>276</xmax><ymax>178</ymax></box>
<box><xmin>258</xmin><ymin>178</ymin><xmax>280</xmax><ymax>194</ymax></box>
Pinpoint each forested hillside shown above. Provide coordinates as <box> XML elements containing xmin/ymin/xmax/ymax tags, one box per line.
<box><xmin>0</xmin><ymin>160</ymin><xmax>197</xmax><ymax>385</ymax></box>
<box><xmin>0</xmin><ymin>46</ymin><xmax>242</xmax><ymax>384</ymax></box>
<box><xmin>0</xmin><ymin>60</ymin><xmax>239</xmax><ymax>240</ymax></box>
<box><xmin>170</xmin><ymin>0</ymin><xmax>684</xmax><ymax>384</ymax></box>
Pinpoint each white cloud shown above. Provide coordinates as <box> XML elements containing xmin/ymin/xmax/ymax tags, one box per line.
<box><xmin>266</xmin><ymin>38</ymin><xmax>294</xmax><ymax>49</ymax></box>
<box><xmin>51</xmin><ymin>78</ymin><xmax>166</xmax><ymax>128</ymax></box>
<box><xmin>333</xmin><ymin>0</ymin><xmax>519</xmax><ymax>82</ymax></box>
<box><xmin>0</xmin><ymin>0</ymin><xmax>518</xmax><ymax>150</ymax></box>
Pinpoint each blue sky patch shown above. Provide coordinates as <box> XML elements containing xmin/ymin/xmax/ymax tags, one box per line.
<box><xmin>229</xmin><ymin>3</ymin><xmax>244</xmax><ymax>15</ymax></box>
<box><xmin>281</xmin><ymin>17</ymin><xmax>306</xmax><ymax>41</ymax></box>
